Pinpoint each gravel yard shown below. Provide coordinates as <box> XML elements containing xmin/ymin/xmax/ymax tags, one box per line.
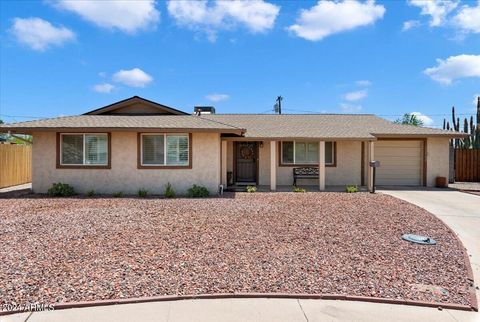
<box><xmin>0</xmin><ymin>193</ymin><xmax>473</xmax><ymax>307</ymax></box>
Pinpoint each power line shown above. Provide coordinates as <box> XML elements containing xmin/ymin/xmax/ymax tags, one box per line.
<box><xmin>280</xmin><ymin>108</ymin><xmax>477</xmax><ymax>117</ymax></box>
<box><xmin>377</xmin><ymin>113</ymin><xmax>475</xmax><ymax>117</ymax></box>
<box><xmin>0</xmin><ymin>113</ymin><xmax>49</xmax><ymax>119</ymax></box>
<box><xmin>1</xmin><ymin>111</ymin><xmax>477</xmax><ymax>119</ymax></box>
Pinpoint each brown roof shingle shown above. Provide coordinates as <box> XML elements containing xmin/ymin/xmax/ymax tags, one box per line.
<box><xmin>1</xmin><ymin>113</ymin><xmax>466</xmax><ymax>139</ymax></box>
<box><xmin>201</xmin><ymin>114</ymin><xmax>465</xmax><ymax>139</ymax></box>
<box><xmin>0</xmin><ymin>115</ymin><xmax>245</xmax><ymax>134</ymax></box>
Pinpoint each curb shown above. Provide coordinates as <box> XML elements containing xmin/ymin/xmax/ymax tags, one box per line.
<box><xmin>462</xmin><ymin>247</ymin><xmax>479</xmax><ymax>312</ymax></box>
<box><xmin>459</xmin><ymin>190</ymin><xmax>480</xmax><ymax>197</ymax></box>
<box><xmin>0</xmin><ymin>292</ymin><xmax>476</xmax><ymax>317</ymax></box>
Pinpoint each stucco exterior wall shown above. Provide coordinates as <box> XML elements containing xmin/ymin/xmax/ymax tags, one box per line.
<box><xmin>257</xmin><ymin>140</ymin><xmax>363</xmax><ymax>186</ymax></box>
<box><xmin>32</xmin><ymin>133</ymin><xmax>450</xmax><ymax>193</ymax></box>
<box><xmin>426</xmin><ymin>137</ymin><xmax>450</xmax><ymax>187</ymax></box>
<box><xmin>227</xmin><ymin>141</ymin><xmax>233</xmax><ymax>172</ymax></box>
<box><xmin>258</xmin><ymin>142</ymin><xmax>271</xmax><ymax>185</ymax></box>
<box><xmin>32</xmin><ymin>131</ymin><xmax>221</xmax><ymax>194</ymax></box>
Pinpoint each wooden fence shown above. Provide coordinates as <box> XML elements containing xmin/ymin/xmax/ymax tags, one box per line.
<box><xmin>455</xmin><ymin>149</ymin><xmax>480</xmax><ymax>182</ymax></box>
<box><xmin>0</xmin><ymin>144</ymin><xmax>32</xmax><ymax>189</ymax></box>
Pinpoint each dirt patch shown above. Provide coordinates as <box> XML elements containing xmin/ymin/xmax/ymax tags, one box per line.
<box><xmin>0</xmin><ymin>193</ymin><xmax>473</xmax><ymax>308</ymax></box>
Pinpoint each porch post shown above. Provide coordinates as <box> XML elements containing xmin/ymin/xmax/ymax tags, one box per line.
<box><xmin>319</xmin><ymin>141</ymin><xmax>325</xmax><ymax>191</ymax></box>
<box><xmin>270</xmin><ymin>141</ymin><xmax>276</xmax><ymax>191</ymax></box>
<box><xmin>367</xmin><ymin>141</ymin><xmax>375</xmax><ymax>191</ymax></box>
<box><xmin>221</xmin><ymin>140</ymin><xmax>227</xmax><ymax>187</ymax></box>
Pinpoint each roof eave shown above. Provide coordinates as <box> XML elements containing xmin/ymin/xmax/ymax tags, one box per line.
<box><xmin>373</xmin><ymin>133</ymin><xmax>469</xmax><ymax>138</ymax></box>
<box><xmin>235</xmin><ymin>136</ymin><xmax>376</xmax><ymax>141</ymax></box>
<box><xmin>0</xmin><ymin>127</ymin><xmax>244</xmax><ymax>135</ymax></box>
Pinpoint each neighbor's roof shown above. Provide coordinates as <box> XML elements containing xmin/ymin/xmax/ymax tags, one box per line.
<box><xmin>0</xmin><ymin>115</ymin><xmax>245</xmax><ymax>134</ymax></box>
<box><xmin>201</xmin><ymin>114</ymin><xmax>465</xmax><ymax>139</ymax></box>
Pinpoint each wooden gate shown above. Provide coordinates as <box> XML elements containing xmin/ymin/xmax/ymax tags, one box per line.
<box><xmin>0</xmin><ymin>144</ymin><xmax>32</xmax><ymax>188</ymax></box>
<box><xmin>455</xmin><ymin>149</ymin><xmax>480</xmax><ymax>182</ymax></box>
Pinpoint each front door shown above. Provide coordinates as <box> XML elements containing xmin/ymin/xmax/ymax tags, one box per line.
<box><xmin>235</xmin><ymin>142</ymin><xmax>258</xmax><ymax>183</ymax></box>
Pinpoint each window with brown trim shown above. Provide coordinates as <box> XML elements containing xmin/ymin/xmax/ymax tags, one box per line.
<box><xmin>280</xmin><ymin>141</ymin><xmax>335</xmax><ymax>166</ymax></box>
<box><xmin>56</xmin><ymin>133</ymin><xmax>111</xmax><ymax>169</ymax></box>
<box><xmin>138</xmin><ymin>133</ymin><xmax>192</xmax><ymax>169</ymax></box>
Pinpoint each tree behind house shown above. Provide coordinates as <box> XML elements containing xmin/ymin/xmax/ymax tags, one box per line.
<box><xmin>0</xmin><ymin>119</ymin><xmax>6</xmax><ymax>141</ymax></box>
<box><xmin>393</xmin><ymin>113</ymin><xmax>424</xmax><ymax>126</ymax></box>
<box><xmin>0</xmin><ymin>119</ymin><xmax>33</xmax><ymax>144</ymax></box>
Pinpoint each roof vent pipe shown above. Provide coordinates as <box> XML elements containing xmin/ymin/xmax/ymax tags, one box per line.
<box><xmin>194</xmin><ymin>106</ymin><xmax>215</xmax><ymax>115</ymax></box>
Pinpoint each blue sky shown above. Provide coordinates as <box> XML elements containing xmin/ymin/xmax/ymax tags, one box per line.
<box><xmin>1</xmin><ymin>0</ymin><xmax>479</xmax><ymax>128</ymax></box>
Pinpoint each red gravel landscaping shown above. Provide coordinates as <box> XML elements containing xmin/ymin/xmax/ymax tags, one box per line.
<box><xmin>0</xmin><ymin>193</ymin><xmax>474</xmax><ymax>308</ymax></box>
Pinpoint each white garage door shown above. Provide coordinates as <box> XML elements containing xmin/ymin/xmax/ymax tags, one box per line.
<box><xmin>375</xmin><ymin>140</ymin><xmax>423</xmax><ymax>186</ymax></box>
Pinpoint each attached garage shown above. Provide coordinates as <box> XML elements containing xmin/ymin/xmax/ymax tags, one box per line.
<box><xmin>375</xmin><ymin>140</ymin><xmax>425</xmax><ymax>186</ymax></box>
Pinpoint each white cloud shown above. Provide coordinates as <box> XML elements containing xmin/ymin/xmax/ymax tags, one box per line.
<box><xmin>402</xmin><ymin>19</ymin><xmax>421</xmax><ymax>31</ymax></box>
<box><xmin>340</xmin><ymin>103</ymin><xmax>362</xmax><ymax>113</ymax></box>
<box><xmin>408</xmin><ymin>0</ymin><xmax>458</xmax><ymax>27</ymax></box>
<box><xmin>424</xmin><ymin>54</ymin><xmax>480</xmax><ymax>85</ymax></box>
<box><xmin>287</xmin><ymin>0</ymin><xmax>385</xmax><ymax>41</ymax></box>
<box><xmin>344</xmin><ymin>90</ymin><xmax>368</xmax><ymax>101</ymax></box>
<box><xmin>10</xmin><ymin>17</ymin><xmax>75</xmax><ymax>51</ymax></box>
<box><xmin>453</xmin><ymin>1</ymin><xmax>480</xmax><ymax>34</ymax></box>
<box><xmin>167</xmin><ymin>0</ymin><xmax>280</xmax><ymax>41</ymax></box>
<box><xmin>93</xmin><ymin>83</ymin><xmax>115</xmax><ymax>93</ymax></box>
<box><xmin>112</xmin><ymin>68</ymin><xmax>153</xmax><ymax>87</ymax></box>
<box><xmin>356</xmin><ymin>80</ymin><xmax>372</xmax><ymax>87</ymax></box>
<box><xmin>52</xmin><ymin>0</ymin><xmax>160</xmax><ymax>34</ymax></box>
<box><xmin>411</xmin><ymin>112</ymin><xmax>434</xmax><ymax>126</ymax></box>
<box><xmin>206</xmin><ymin>93</ymin><xmax>229</xmax><ymax>102</ymax></box>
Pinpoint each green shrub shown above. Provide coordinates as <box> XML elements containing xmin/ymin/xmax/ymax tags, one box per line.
<box><xmin>86</xmin><ymin>189</ymin><xmax>96</xmax><ymax>197</ymax></box>
<box><xmin>164</xmin><ymin>182</ymin><xmax>175</xmax><ymax>198</ymax></box>
<box><xmin>113</xmin><ymin>191</ymin><xmax>124</xmax><ymax>198</ymax></box>
<box><xmin>246</xmin><ymin>185</ymin><xmax>257</xmax><ymax>193</ymax></box>
<box><xmin>138</xmin><ymin>188</ymin><xmax>148</xmax><ymax>198</ymax></box>
<box><xmin>186</xmin><ymin>184</ymin><xmax>209</xmax><ymax>198</ymax></box>
<box><xmin>346</xmin><ymin>185</ymin><xmax>358</xmax><ymax>193</ymax></box>
<box><xmin>47</xmin><ymin>183</ymin><xmax>75</xmax><ymax>197</ymax></box>
<box><xmin>293</xmin><ymin>186</ymin><xmax>306</xmax><ymax>193</ymax></box>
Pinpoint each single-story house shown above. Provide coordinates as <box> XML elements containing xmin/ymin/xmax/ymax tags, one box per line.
<box><xmin>0</xmin><ymin>96</ymin><xmax>465</xmax><ymax>194</ymax></box>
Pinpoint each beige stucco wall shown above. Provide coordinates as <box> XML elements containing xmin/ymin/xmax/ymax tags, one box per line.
<box><xmin>257</xmin><ymin>140</ymin><xmax>363</xmax><ymax>186</ymax></box>
<box><xmin>32</xmin><ymin>131</ymin><xmax>221</xmax><ymax>195</ymax></box>
<box><xmin>256</xmin><ymin>138</ymin><xmax>448</xmax><ymax>187</ymax></box>
<box><xmin>426</xmin><ymin>137</ymin><xmax>450</xmax><ymax>187</ymax></box>
<box><xmin>32</xmin><ymin>134</ymin><xmax>450</xmax><ymax>193</ymax></box>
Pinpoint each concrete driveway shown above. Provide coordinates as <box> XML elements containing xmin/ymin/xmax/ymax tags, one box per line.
<box><xmin>1</xmin><ymin>189</ymin><xmax>479</xmax><ymax>322</ymax></box>
<box><xmin>381</xmin><ymin>188</ymin><xmax>480</xmax><ymax>322</ymax></box>
<box><xmin>380</xmin><ymin>188</ymin><xmax>480</xmax><ymax>294</ymax></box>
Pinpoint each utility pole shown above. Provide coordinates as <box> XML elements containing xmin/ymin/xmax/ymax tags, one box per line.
<box><xmin>274</xmin><ymin>96</ymin><xmax>283</xmax><ymax>114</ymax></box>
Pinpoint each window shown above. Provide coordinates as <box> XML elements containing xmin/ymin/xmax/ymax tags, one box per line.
<box><xmin>60</xmin><ymin>133</ymin><xmax>109</xmax><ymax>166</ymax></box>
<box><xmin>281</xmin><ymin>141</ymin><xmax>334</xmax><ymax>165</ymax></box>
<box><xmin>141</xmin><ymin>134</ymin><xmax>189</xmax><ymax>167</ymax></box>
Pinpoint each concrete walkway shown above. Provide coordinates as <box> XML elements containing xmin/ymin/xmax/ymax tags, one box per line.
<box><xmin>0</xmin><ymin>183</ymin><xmax>31</xmax><ymax>198</ymax></box>
<box><xmin>1</xmin><ymin>297</ymin><xmax>477</xmax><ymax>322</ymax></box>
<box><xmin>2</xmin><ymin>189</ymin><xmax>479</xmax><ymax>322</ymax></box>
<box><xmin>0</xmin><ymin>183</ymin><xmax>31</xmax><ymax>194</ymax></box>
